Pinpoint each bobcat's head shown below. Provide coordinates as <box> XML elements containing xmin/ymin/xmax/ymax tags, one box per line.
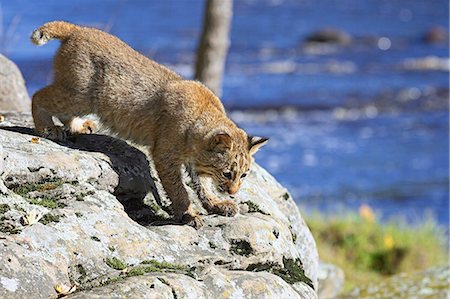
<box><xmin>195</xmin><ymin>128</ymin><xmax>268</xmax><ymax>195</ymax></box>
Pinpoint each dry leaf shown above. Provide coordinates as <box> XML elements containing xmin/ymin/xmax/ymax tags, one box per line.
<box><xmin>0</xmin><ymin>115</ymin><xmax>4</xmax><ymax>122</ymax></box>
<box><xmin>21</xmin><ymin>210</ymin><xmax>43</xmax><ymax>226</ymax></box>
<box><xmin>31</xmin><ymin>137</ymin><xmax>40</xmax><ymax>144</ymax></box>
<box><xmin>54</xmin><ymin>283</ymin><xmax>76</xmax><ymax>296</ymax></box>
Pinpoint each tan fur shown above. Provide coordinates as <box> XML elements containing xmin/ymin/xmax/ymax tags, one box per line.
<box><xmin>31</xmin><ymin>21</ymin><xmax>267</xmax><ymax>228</ymax></box>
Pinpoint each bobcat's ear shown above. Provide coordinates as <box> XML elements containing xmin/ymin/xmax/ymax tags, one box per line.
<box><xmin>248</xmin><ymin>136</ymin><xmax>268</xmax><ymax>155</ymax></box>
<box><xmin>210</xmin><ymin>132</ymin><xmax>232</xmax><ymax>151</ymax></box>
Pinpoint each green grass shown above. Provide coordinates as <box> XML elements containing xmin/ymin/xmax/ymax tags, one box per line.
<box><xmin>305</xmin><ymin>209</ymin><xmax>448</xmax><ymax>292</ymax></box>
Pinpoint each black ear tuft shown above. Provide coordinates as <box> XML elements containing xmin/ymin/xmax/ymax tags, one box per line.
<box><xmin>248</xmin><ymin>135</ymin><xmax>269</xmax><ymax>154</ymax></box>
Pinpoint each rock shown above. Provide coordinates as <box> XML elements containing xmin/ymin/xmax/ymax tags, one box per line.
<box><xmin>424</xmin><ymin>26</ymin><xmax>449</xmax><ymax>44</ymax></box>
<box><xmin>68</xmin><ymin>269</ymin><xmax>307</xmax><ymax>299</ymax></box>
<box><xmin>338</xmin><ymin>267</ymin><xmax>450</xmax><ymax>299</ymax></box>
<box><xmin>304</xmin><ymin>28</ymin><xmax>352</xmax><ymax>45</ymax></box>
<box><xmin>317</xmin><ymin>262</ymin><xmax>344</xmax><ymax>299</ymax></box>
<box><xmin>0</xmin><ymin>55</ymin><xmax>30</xmax><ymax>112</ymax></box>
<box><xmin>0</xmin><ymin>112</ymin><xmax>318</xmax><ymax>299</ymax></box>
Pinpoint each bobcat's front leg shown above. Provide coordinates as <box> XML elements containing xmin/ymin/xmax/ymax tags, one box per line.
<box><xmin>187</xmin><ymin>165</ymin><xmax>238</xmax><ymax>217</ymax></box>
<box><xmin>153</xmin><ymin>149</ymin><xmax>203</xmax><ymax>228</ymax></box>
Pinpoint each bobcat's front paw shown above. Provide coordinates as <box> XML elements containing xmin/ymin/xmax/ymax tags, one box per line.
<box><xmin>70</xmin><ymin>117</ymin><xmax>97</xmax><ymax>135</ymax></box>
<box><xmin>40</xmin><ymin>126</ymin><xmax>67</xmax><ymax>141</ymax></box>
<box><xmin>212</xmin><ymin>199</ymin><xmax>239</xmax><ymax>217</ymax></box>
<box><xmin>181</xmin><ymin>213</ymin><xmax>204</xmax><ymax>229</ymax></box>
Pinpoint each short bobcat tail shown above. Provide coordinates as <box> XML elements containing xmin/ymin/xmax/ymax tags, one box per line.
<box><xmin>30</xmin><ymin>21</ymin><xmax>78</xmax><ymax>46</ymax></box>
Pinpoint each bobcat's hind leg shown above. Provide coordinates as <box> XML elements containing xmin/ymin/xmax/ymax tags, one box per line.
<box><xmin>32</xmin><ymin>85</ymin><xmax>95</xmax><ymax>141</ymax></box>
<box><xmin>68</xmin><ymin>117</ymin><xmax>97</xmax><ymax>135</ymax></box>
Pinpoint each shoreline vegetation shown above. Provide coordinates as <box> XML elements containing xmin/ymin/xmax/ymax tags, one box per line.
<box><xmin>304</xmin><ymin>204</ymin><xmax>448</xmax><ymax>292</ymax></box>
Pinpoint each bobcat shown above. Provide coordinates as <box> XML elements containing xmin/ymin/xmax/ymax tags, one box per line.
<box><xmin>30</xmin><ymin>21</ymin><xmax>267</xmax><ymax>228</ymax></box>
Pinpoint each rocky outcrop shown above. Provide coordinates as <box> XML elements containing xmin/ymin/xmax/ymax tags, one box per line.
<box><xmin>0</xmin><ymin>112</ymin><xmax>318</xmax><ymax>298</ymax></box>
<box><xmin>338</xmin><ymin>267</ymin><xmax>449</xmax><ymax>299</ymax></box>
<box><xmin>0</xmin><ymin>55</ymin><xmax>30</xmax><ymax>112</ymax></box>
<box><xmin>317</xmin><ymin>262</ymin><xmax>344</xmax><ymax>299</ymax></box>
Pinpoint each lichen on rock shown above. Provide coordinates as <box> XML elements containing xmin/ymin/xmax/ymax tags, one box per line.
<box><xmin>0</xmin><ymin>112</ymin><xmax>319</xmax><ymax>299</ymax></box>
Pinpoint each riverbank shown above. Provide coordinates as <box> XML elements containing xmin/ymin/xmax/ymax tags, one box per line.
<box><xmin>305</xmin><ymin>206</ymin><xmax>448</xmax><ymax>292</ymax></box>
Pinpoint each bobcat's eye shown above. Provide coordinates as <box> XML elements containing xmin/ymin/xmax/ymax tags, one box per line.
<box><xmin>223</xmin><ymin>171</ymin><xmax>232</xmax><ymax>179</ymax></box>
<box><xmin>240</xmin><ymin>173</ymin><xmax>247</xmax><ymax>178</ymax></box>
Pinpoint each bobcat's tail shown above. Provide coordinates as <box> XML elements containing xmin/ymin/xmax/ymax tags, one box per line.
<box><xmin>30</xmin><ymin>21</ymin><xmax>78</xmax><ymax>46</ymax></box>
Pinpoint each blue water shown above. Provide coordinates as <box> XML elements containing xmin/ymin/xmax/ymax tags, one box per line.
<box><xmin>1</xmin><ymin>0</ymin><xmax>448</xmax><ymax>225</ymax></box>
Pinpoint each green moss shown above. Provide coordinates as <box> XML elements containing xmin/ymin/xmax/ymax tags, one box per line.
<box><xmin>230</xmin><ymin>240</ymin><xmax>253</xmax><ymax>257</ymax></box>
<box><xmin>243</xmin><ymin>201</ymin><xmax>269</xmax><ymax>215</ymax></box>
<box><xmin>80</xmin><ymin>259</ymin><xmax>194</xmax><ymax>289</ymax></box>
<box><xmin>124</xmin><ymin>260</ymin><xmax>194</xmax><ymax>278</ymax></box>
<box><xmin>10</xmin><ymin>178</ymin><xmax>66</xmax><ymax>196</ymax></box>
<box><xmin>75</xmin><ymin>212</ymin><xmax>83</xmax><ymax>218</ymax></box>
<box><xmin>91</xmin><ymin>236</ymin><xmax>101</xmax><ymax>242</ymax></box>
<box><xmin>13</xmin><ymin>204</ymin><xmax>26</xmax><ymax>213</ymax></box>
<box><xmin>76</xmin><ymin>190</ymin><xmax>95</xmax><ymax>201</ymax></box>
<box><xmin>108</xmin><ymin>246</ymin><xmax>116</xmax><ymax>252</ymax></box>
<box><xmin>39</xmin><ymin>213</ymin><xmax>61</xmax><ymax>225</ymax></box>
<box><xmin>99</xmin><ymin>275</ymin><xmax>125</xmax><ymax>287</ymax></box>
<box><xmin>105</xmin><ymin>257</ymin><xmax>127</xmax><ymax>270</ymax></box>
<box><xmin>141</xmin><ymin>260</ymin><xmax>190</xmax><ymax>272</ymax></box>
<box><xmin>77</xmin><ymin>264</ymin><xmax>87</xmax><ymax>281</ymax></box>
<box><xmin>75</xmin><ymin>194</ymin><xmax>85</xmax><ymax>201</ymax></box>
<box><xmin>280</xmin><ymin>257</ymin><xmax>314</xmax><ymax>288</ymax></box>
<box><xmin>157</xmin><ymin>277</ymin><xmax>169</xmax><ymax>285</ymax></box>
<box><xmin>288</xmin><ymin>225</ymin><xmax>297</xmax><ymax>244</ymax></box>
<box><xmin>157</xmin><ymin>276</ymin><xmax>179</xmax><ymax>299</ymax></box>
<box><xmin>282</xmin><ymin>192</ymin><xmax>290</xmax><ymax>200</ymax></box>
<box><xmin>0</xmin><ymin>204</ymin><xmax>10</xmax><ymax>214</ymax></box>
<box><xmin>127</xmin><ymin>267</ymin><xmax>147</xmax><ymax>277</ymax></box>
<box><xmin>0</xmin><ymin>221</ymin><xmax>21</xmax><ymax>234</ymax></box>
<box><xmin>247</xmin><ymin>257</ymin><xmax>314</xmax><ymax>289</ymax></box>
<box><xmin>28</xmin><ymin>198</ymin><xmax>66</xmax><ymax>209</ymax></box>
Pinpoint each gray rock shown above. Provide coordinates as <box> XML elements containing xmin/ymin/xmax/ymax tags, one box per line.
<box><xmin>69</xmin><ymin>270</ymin><xmax>307</xmax><ymax>299</ymax></box>
<box><xmin>0</xmin><ymin>55</ymin><xmax>30</xmax><ymax>112</ymax></box>
<box><xmin>317</xmin><ymin>262</ymin><xmax>344</xmax><ymax>299</ymax></box>
<box><xmin>338</xmin><ymin>267</ymin><xmax>450</xmax><ymax>299</ymax></box>
<box><xmin>424</xmin><ymin>26</ymin><xmax>449</xmax><ymax>44</ymax></box>
<box><xmin>304</xmin><ymin>28</ymin><xmax>352</xmax><ymax>45</ymax></box>
<box><xmin>0</xmin><ymin>112</ymin><xmax>318</xmax><ymax>299</ymax></box>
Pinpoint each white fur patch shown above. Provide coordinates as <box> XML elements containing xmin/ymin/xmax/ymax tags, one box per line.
<box><xmin>70</xmin><ymin>117</ymin><xmax>86</xmax><ymax>133</ymax></box>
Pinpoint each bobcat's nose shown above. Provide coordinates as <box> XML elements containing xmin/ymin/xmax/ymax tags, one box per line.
<box><xmin>227</xmin><ymin>188</ymin><xmax>238</xmax><ymax>195</ymax></box>
<box><xmin>227</xmin><ymin>183</ymin><xmax>239</xmax><ymax>195</ymax></box>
